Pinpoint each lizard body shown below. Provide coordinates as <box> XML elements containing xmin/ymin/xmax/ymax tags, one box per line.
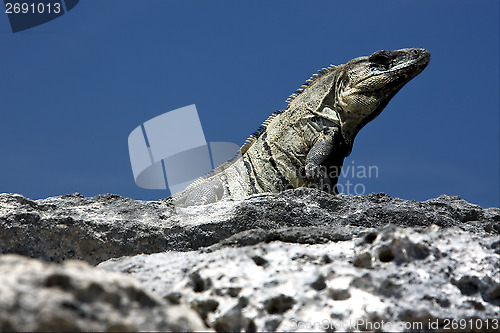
<box><xmin>170</xmin><ymin>48</ymin><xmax>430</xmax><ymax>207</ymax></box>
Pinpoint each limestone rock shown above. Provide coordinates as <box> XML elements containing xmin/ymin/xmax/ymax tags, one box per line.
<box><xmin>0</xmin><ymin>189</ymin><xmax>498</xmax><ymax>332</ymax></box>
<box><xmin>99</xmin><ymin>225</ymin><xmax>499</xmax><ymax>332</ymax></box>
<box><xmin>0</xmin><ymin>254</ymin><xmax>207</xmax><ymax>332</ymax></box>
<box><xmin>0</xmin><ymin>190</ymin><xmax>498</xmax><ymax>264</ymax></box>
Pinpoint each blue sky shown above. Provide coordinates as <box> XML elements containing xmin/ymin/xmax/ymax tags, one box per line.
<box><xmin>0</xmin><ymin>1</ymin><xmax>498</xmax><ymax>207</ymax></box>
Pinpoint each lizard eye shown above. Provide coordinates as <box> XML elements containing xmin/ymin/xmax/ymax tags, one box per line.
<box><xmin>369</xmin><ymin>51</ymin><xmax>392</xmax><ymax>68</ymax></box>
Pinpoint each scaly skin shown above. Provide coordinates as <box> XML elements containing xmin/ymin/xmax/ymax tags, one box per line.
<box><xmin>170</xmin><ymin>48</ymin><xmax>430</xmax><ymax>207</ymax></box>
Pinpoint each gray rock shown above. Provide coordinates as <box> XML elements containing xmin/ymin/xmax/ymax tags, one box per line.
<box><xmin>1</xmin><ymin>189</ymin><xmax>499</xmax><ymax>331</ymax></box>
<box><xmin>0</xmin><ymin>254</ymin><xmax>207</xmax><ymax>332</ymax></box>
<box><xmin>1</xmin><ymin>189</ymin><xmax>498</xmax><ymax>264</ymax></box>
<box><xmin>98</xmin><ymin>225</ymin><xmax>499</xmax><ymax>332</ymax></box>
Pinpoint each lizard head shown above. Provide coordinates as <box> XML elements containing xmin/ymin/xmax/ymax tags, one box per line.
<box><xmin>333</xmin><ymin>48</ymin><xmax>430</xmax><ymax>148</ymax></box>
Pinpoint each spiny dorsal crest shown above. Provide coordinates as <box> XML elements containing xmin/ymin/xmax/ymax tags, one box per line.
<box><xmin>285</xmin><ymin>64</ymin><xmax>337</xmax><ymax>105</ymax></box>
<box><xmin>239</xmin><ymin>110</ymin><xmax>284</xmax><ymax>155</ymax></box>
<box><xmin>242</xmin><ymin>63</ymin><xmax>338</xmax><ymax>156</ymax></box>
<box><xmin>188</xmin><ymin>109</ymin><xmax>285</xmax><ymax>189</ymax></box>
<box><xmin>182</xmin><ymin>64</ymin><xmax>338</xmax><ymax>190</ymax></box>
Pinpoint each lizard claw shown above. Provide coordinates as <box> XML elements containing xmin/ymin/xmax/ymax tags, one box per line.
<box><xmin>305</xmin><ymin>163</ymin><xmax>335</xmax><ymax>193</ymax></box>
<box><xmin>305</xmin><ymin>162</ymin><xmax>327</xmax><ymax>180</ymax></box>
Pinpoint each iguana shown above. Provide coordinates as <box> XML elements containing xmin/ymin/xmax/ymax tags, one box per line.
<box><xmin>169</xmin><ymin>48</ymin><xmax>430</xmax><ymax>207</ymax></box>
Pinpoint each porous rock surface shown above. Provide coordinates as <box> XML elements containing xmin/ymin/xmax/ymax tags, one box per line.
<box><xmin>100</xmin><ymin>225</ymin><xmax>500</xmax><ymax>331</ymax></box>
<box><xmin>0</xmin><ymin>254</ymin><xmax>206</xmax><ymax>332</ymax></box>
<box><xmin>0</xmin><ymin>188</ymin><xmax>499</xmax><ymax>332</ymax></box>
<box><xmin>0</xmin><ymin>189</ymin><xmax>498</xmax><ymax>264</ymax></box>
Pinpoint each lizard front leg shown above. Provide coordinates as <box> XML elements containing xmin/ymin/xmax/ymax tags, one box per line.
<box><xmin>305</xmin><ymin>127</ymin><xmax>343</xmax><ymax>194</ymax></box>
